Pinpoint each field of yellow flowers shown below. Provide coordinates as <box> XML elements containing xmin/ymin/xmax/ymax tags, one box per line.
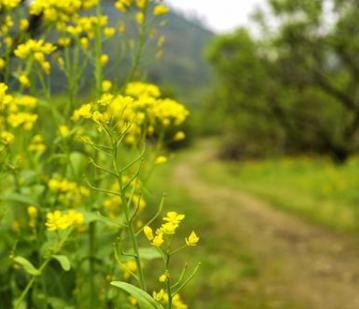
<box><xmin>0</xmin><ymin>1</ymin><xmax>200</xmax><ymax>308</ymax></box>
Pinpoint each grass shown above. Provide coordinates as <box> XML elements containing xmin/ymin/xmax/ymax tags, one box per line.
<box><xmin>198</xmin><ymin>142</ymin><xmax>359</xmax><ymax>232</ymax></box>
<box><xmin>145</xmin><ymin>146</ymin><xmax>307</xmax><ymax>308</ymax></box>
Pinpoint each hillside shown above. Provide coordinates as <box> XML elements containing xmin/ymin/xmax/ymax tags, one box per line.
<box><xmin>147</xmin><ymin>11</ymin><xmax>214</xmax><ymax>105</ymax></box>
<box><xmin>99</xmin><ymin>4</ymin><xmax>215</xmax><ymax>105</ymax></box>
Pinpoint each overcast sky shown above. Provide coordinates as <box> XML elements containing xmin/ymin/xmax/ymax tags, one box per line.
<box><xmin>166</xmin><ymin>0</ymin><xmax>266</xmax><ymax>33</ymax></box>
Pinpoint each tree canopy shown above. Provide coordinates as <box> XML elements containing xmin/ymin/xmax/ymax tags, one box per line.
<box><xmin>208</xmin><ymin>0</ymin><xmax>359</xmax><ymax>162</ymax></box>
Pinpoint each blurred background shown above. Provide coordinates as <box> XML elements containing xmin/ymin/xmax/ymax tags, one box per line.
<box><xmin>144</xmin><ymin>0</ymin><xmax>359</xmax><ymax>308</ymax></box>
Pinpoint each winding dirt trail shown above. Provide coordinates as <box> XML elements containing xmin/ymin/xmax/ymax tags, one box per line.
<box><xmin>174</xmin><ymin>147</ymin><xmax>359</xmax><ymax>309</ymax></box>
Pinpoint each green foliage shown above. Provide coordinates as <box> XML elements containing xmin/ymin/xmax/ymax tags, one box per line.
<box><xmin>111</xmin><ymin>281</ymin><xmax>164</xmax><ymax>309</ymax></box>
<box><xmin>207</xmin><ymin>0</ymin><xmax>359</xmax><ymax>162</ymax></box>
<box><xmin>200</xmin><ymin>151</ymin><xmax>359</xmax><ymax>231</ymax></box>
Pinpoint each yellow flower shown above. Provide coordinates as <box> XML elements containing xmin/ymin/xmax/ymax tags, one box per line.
<box><xmin>1</xmin><ymin>131</ymin><xmax>14</xmax><ymax>144</ymax></box>
<box><xmin>174</xmin><ymin>131</ymin><xmax>186</xmax><ymax>141</ymax></box>
<box><xmin>18</xmin><ymin>74</ymin><xmax>30</xmax><ymax>87</ymax></box>
<box><xmin>0</xmin><ymin>58</ymin><xmax>5</xmax><ymax>70</ymax></box>
<box><xmin>129</xmin><ymin>296</ymin><xmax>137</xmax><ymax>305</ymax></box>
<box><xmin>104</xmin><ymin>27</ymin><xmax>115</xmax><ymax>38</ymax></box>
<box><xmin>185</xmin><ymin>231</ymin><xmax>199</xmax><ymax>247</ymax></box>
<box><xmin>136</xmin><ymin>12</ymin><xmax>144</xmax><ymax>24</ymax></box>
<box><xmin>14</xmin><ymin>39</ymin><xmax>56</xmax><ymax>59</ymax></box>
<box><xmin>143</xmin><ymin>225</ymin><xmax>154</xmax><ymax>240</ymax></box>
<box><xmin>28</xmin><ymin>134</ymin><xmax>46</xmax><ymax>153</ymax></box>
<box><xmin>159</xmin><ymin>272</ymin><xmax>169</xmax><ymax>282</ymax></box>
<box><xmin>160</xmin><ymin>222</ymin><xmax>178</xmax><ymax>235</ymax></box>
<box><xmin>163</xmin><ymin>211</ymin><xmax>185</xmax><ymax>224</ymax></box>
<box><xmin>153</xmin><ymin>289</ymin><xmax>168</xmax><ymax>302</ymax></box>
<box><xmin>152</xmin><ymin>232</ymin><xmax>164</xmax><ymax>247</ymax></box>
<box><xmin>27</xmin><ymin>206</ymin><xmax>38</xmax><ymax>228</ymax></box>
<box><xmin>20</xmin><ymin>19</ymin><xmax>29</xmax><ymax>31</ymax></box>
<box><xmin>136</xmin><ymin>0</ymin><xmax>146</xmax><ymax>9</ymax></box>
<box><xmin>59</xmin><ymin>125</ymin><xmax>70</xmax><ymax>137</ymax></box>
<box><xmin>45</xmin><ymin>210</ymin><xmax>71</xmax><ymax>231</ymax></box>
<box><xmin>155</xmin><ymin>155</ymin><xmax>167</xmax><ymax>165</ymax></box>
<box><xmin>154</xmin><ymin>5</ymin><xmax>169</xmax><ymax>16</ymax></box>
<box><xmin>72</xmin><ymin>103</ymin><xmax>93</xmax><ymax>120</ymax></box>
<box><xmin>80</xmin><ymin>37</ymin><xmax>89</xmax><ymax>49</ymax></box>
<box><xmin>100</xmin><ymin>54</ymin><xmax>109</xmax><ymax>66</ymax></box>
<box><xmin>102</xmin><ymin>80</ymin><xmax>112</xmax><ymax>92</ymax></box>
<box><xmin>45</xmin><ymin>210</ymin><xmax>84</xmax><ymax>231</ymax></box>
<box><xmin>172</xmin><ymin>294</ymin><xmax>188</xmax><ymax>309</ymax></box>
<box><xmin>120</xmin><ymin>260</ymin><xmax>137</xmax><ymax>279</ymax></box>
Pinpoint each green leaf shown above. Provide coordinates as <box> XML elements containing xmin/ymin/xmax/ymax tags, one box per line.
<box><xmin>69</xmin><ymin>152</ymin><xmax>87</xmax><ymax>178</ymax></box>
<box><xmin>52</xmin><ymin>255</ymin><xmax>71</xmax><ymax>271</ymax></box>
<box><xmin>47</xmin><ymin>297</ymin><xmax>74</xmax><ymax>309</ymax></box>
<box><xmin>82</xmin><ymin>210</ymin><xmax>124</xmax><ymax>228</ymax></box>
<box><xmin>13</xmin><ymin>256</ymin><xmax>41</xmax><ymax>276</ymax></box>
<box><xmin>110</xmin><ymin>281</ymin><xmax>164</xmax><ymax>309</ymax></box>
<box><xmin>1</xmin><ymin>193</ymin><xmax>38</xmax><ymax>205</ymax></box>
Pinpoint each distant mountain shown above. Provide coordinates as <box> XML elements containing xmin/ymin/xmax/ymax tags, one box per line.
<box><xmin>147</xmin><ymin>10</ymin><xmax>215</xmax><ymax>106</ymax></box>
<box><xmin>49</xmin><ymin>5</ymin><xmax>215</xmax><ymax>106</ymax></box>
<box><xmin>102</xmin><ymin>4</ymin><xmax>215</xmax><ymax>105</ymax></box>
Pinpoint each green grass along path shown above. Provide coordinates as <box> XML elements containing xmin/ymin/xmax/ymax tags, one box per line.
<box><xmin>172</xmin><ymin>143</ymin><xmax>359</xmax><ymax>309</ymax></box>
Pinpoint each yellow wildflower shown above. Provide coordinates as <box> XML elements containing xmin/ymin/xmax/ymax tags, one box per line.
<box><xmin>104</xmin><ymin>27</ymin><xmax>115</xmax><ymax>38</ymax></box>
<box><xmin>152</xmin><ymin>232</ymin><xmax>164</xmax><ymax>247</ymax></box>
<box><xmin>143</xmin><ymin>225</ymin><xmax>154</xmax><ymax>241</ymax></box>
<box><xmin>174</xmin><ymin>131</ymin><xmax>186</xmax><ymax>141</ymax></box>
<box><xmin>154</xmin><ymin>5</ymin><xmax>169</xmax><ymax>16</ymax></box>
<box><xmin>185</xmin><ymin>231</ymin><xmax>199</xmax><ymax>247</ymax></box>
<box><xmin>1</xmin><ymin>131</ymin><xmax>14</xmax><ymax>144</ymax></box>
<box><xmin>0</xmin><ymin>58</ymin><xmax>5</xmax><ymax>70</ymax></box>
<box><xmin>102</xmin><ymin>80</ymin><xmax>112</xmax><ymax>92</ymax></box>
<box><xmin>100</xmin><ymin>54</ymin><xmax>109</xmax><ymax>66</ymax></box>
<box><xmin>136</xmin><ymin>12</ymin><xmax>145</xmax><ymax>24</ymax></box>
<box><xmin>18</xmin><ymin>74</ymin><xmax>30</xmax><ymax>87</ymax></box>
<box><xmin>20</xmin><ymin>19</ymin><xmax>29</xmax><ymax>31</ymax></box>
<box><xmin>155</xmin><ymin>156</ymin><xmax>167</xmax><ymax>165</ymax></box>
<box><xmin>27</xmin><ymin>206</ymin><xmax>38</xmax><ymax>228</ymax></box>
<box><xmin>59</xmin><ymin>125</ymin><xmax>70</xmax><ymax>137</ymax></box>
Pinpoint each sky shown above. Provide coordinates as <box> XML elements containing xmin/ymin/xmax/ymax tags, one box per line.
<box><xmin>166</xmin><ymin>0</ymin><xmax>266</xmax><ymax>33</ymax></box>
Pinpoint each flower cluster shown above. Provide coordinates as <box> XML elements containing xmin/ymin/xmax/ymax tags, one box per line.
<box><xmin>0</xmin><ymin>0</ymin><xmax>21</xmax><ymax>10</ymax></box>
<box><xmin>144</xmin><ymin>211</ymin><xmax>199</xmax><ymax>247</ymax></box>
<box><xmin>152</xmin><ymin>290</ymin><xmax>187</xmax><ymax>309</ymax></box>
<box><xmin>114</xmin><ymin>0</ymin><xmax>169</xmax><ymax>19</ymax></box>
<box><xmin>0</xmin><ymin>83</ymin><xmax>38</xmax><ymax>146</ymax></box>
<box><xmin>0</xmin><ymin>1</ymin><xmax>198</xmax><ymax>308</ymax></box>
<box><xmin>29</xmin><ymin>0</ymin><xmax>98</xmax><ymax>26</ymax></box>
<box><xmin>72</xmin><ymin>82</ymin><xmax>189</xmax><ymax>145</ymax></box>
<box><xmin>45</xmin><ymin>210</ymin><xmax>85</xmax><ymax>231</ymax></box>
<box><xmin>14</xmin><ymin>39</ymin><xmax>57</xmax><ymax>78</ymax></box>
<box><xmin>48</xmin><ymin>177</ymin><xmax>90</xmax><ymax>206</ymax></box>
<box><xmin>28</xmin><ymin>134</ymin><xmax>47</xmax><ymax>154</ymax></box>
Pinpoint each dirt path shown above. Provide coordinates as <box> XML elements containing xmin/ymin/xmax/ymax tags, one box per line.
<box><xmin>173</xmin><ymin>148</ymin><xmax>359</xmax><ymax>309</ymax></box>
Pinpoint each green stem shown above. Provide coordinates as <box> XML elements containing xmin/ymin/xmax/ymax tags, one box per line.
<box><xmin>110</xmin><ymin>134</ymin><xmax>146</xmax><ymax>290</ymax></box>
<box><xmin>89</xmin><ymin>221</ymin><xmax>97</xmax><ymax>309</ymax></box>
<box><xmin>165</xmin><ymin>254</ymin><xmax>172</xmax><ymax>309</ymax></box>
<box><xmin>94</xmin><ymin>2</ymin><xmax>103</xmax><ymax>97</ymax></box>
<box><xmin>14</xmin><ymin>259</ymin><xmax>51</xmax><ymax>309</ymax></box>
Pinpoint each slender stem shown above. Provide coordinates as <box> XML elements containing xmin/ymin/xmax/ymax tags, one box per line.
<box><xmin>89</xmin><ymin>221</ymin><xmax>97</xmax><ymax>309</ymax></box>
<box><xmin>110</xmin><ymin>133</ymin><xmax>146</xmax><ymax>290</ymax></box>
<box><xmin>94</xmin><ymin>2</ymin><xmax>103</xmax><ymax>97</ymax></box>
<box><xmin>14</xmin><ymin>259</ymin><xmax>51</xmax><ymax>309</ymax></box>
<box><xmin>165</xmin><ymin>254</ymin><xmax>172</xmax><ymax>309</ymax></box>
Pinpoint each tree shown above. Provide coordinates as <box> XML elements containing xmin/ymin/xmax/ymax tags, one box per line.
<box><xmin>208</xmin><ymin>0</ymin><xmax>359</xmax><ymax>162</ymax></box>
